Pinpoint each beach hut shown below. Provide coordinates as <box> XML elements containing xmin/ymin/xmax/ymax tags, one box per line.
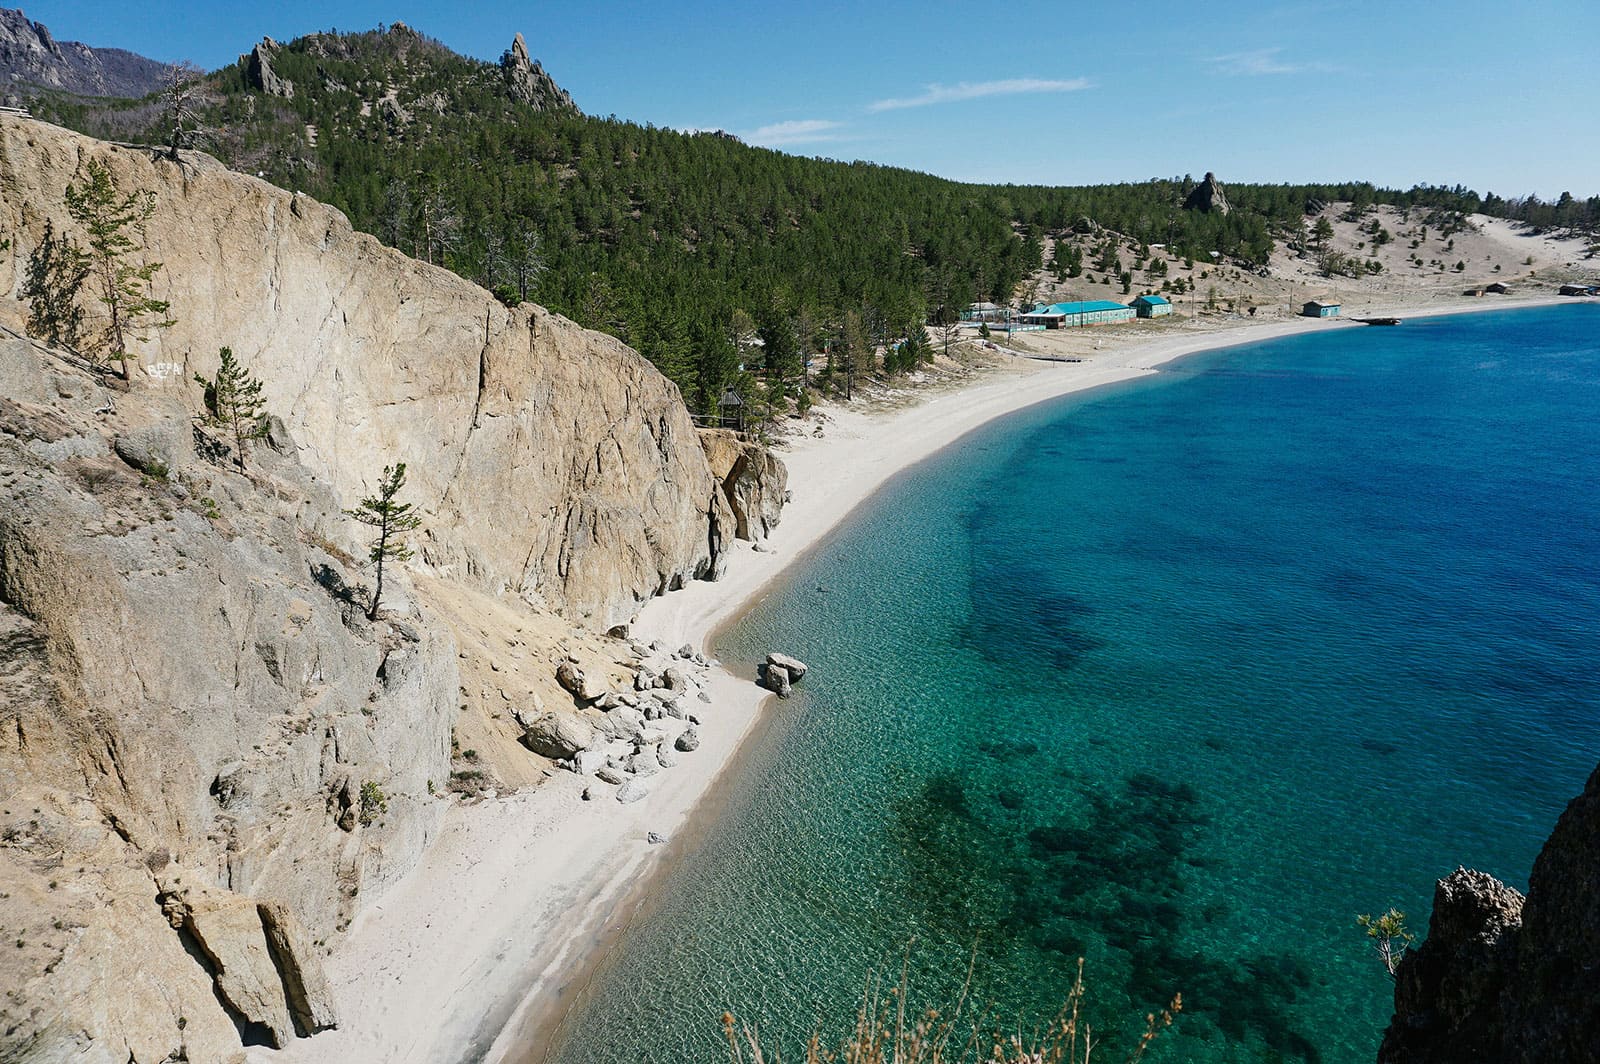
<box><xmin>1302</xmin><ymin>300</ymin><xmax>1341</xmax><ymax>318</ymax></box>
<box><xmin>1018</xmin><ymin>300</ymin><xmax>1135</xmax><ymax>328</ymax></box>
<box><xmin>1558</xmin><ymin>283</ymin><xmax>1598</xmax><ymax>297</ymax></box>
<box><xmin>1485</xmin><ymin>282</ymin><xmax>1510</xmax><ymax>294</ymax></box>
<box><xmin>1132</xmin><ymin>295</ymin><xmax>1173</xmax><ymax>318</ymax></box>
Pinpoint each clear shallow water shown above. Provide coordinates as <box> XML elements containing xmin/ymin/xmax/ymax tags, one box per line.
<box><xmin>546</xmin><ymin>305</ymin><xmax>1600</xmax><ymax>1064</ymax></box>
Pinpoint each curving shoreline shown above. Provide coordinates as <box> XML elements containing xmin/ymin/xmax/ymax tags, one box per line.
<box><xmin>246</xmin><ymin>295</ymin><xmax>1579</xmax><ymax>1064</ymax></box>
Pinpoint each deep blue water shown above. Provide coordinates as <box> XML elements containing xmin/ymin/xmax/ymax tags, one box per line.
<box><xmin>545</xmin><ymin>304</ymin><xmax>1600</xmax><ymax>1064</ymax></box>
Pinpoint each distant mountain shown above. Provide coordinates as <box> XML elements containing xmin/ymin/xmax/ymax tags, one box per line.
<box><xmin>0</xmin><ymin>6</ymin><xmax>172</xmax><ymax>100</ymax></box>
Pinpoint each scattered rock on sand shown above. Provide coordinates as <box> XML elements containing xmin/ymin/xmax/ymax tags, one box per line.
<box><xmin>675</xmin><ymin>726</ymin><xmax>701</xmax><ymax>753</ymax></box>
<box><xmin>573</xmin><ymin>749</ymin><xmax>609</xmax><ymax>776</ymax></box>
<box><xmin>656</xmin><ymin>744</ymin><xmax>677</xmax><ymax>769</ymax></box>
<box><xmin>520</xmin><ymin>712</ymin><xmax>595</xmax><ymax>760</ymax></box>
<box><xmin>697</xmin><ymin>690</ymin><xmax>712</xmax><ymax>704</ymax></box>
<box><xmin>617</xmin><ymin>779</ymin><xmax>650</xmax><ymax>804</ymax></box>
<box><xmin>662</xmin><ymin>665</ymin><xmax>690</xmax><ymax>692</ymax></box>
<box><xmin>556</xmin><ymin>660</ymin><xmax>605</xmax><ymax>702</ymax></box>
<box><xmin>647</xmin><ymin>831</ymin><xmax>668</xmax><ymax>845</ymax></box>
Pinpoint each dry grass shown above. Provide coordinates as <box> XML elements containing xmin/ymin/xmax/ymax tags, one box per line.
<box><xmin>722</xmin><ymin>956</ymin><xmax>1180</xmax><ymax>1064</ymax></box>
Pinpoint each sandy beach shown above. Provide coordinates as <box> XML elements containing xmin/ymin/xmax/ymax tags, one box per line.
<box><xmin>245</xmin><ymin>293</ymin><xmax>1583</xmax><ymax>1064</ymax></box>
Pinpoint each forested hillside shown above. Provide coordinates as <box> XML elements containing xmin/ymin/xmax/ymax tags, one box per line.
<box><xmin>30</xmin><ymin>21</ymin><xmax>1591</xmax><ymax>412</ymax></box>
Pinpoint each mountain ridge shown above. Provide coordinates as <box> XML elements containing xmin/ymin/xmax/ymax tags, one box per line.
<box><xmin>0</xmin><ymin>7</ymin><xmax>172</xmax><ymax>100</ymax></box>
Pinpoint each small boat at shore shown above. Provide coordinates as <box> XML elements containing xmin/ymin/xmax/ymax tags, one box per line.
<box><xmin>1355</xmin><ymin>317</ymin><xmax>1402</xmax><ymax>326</ymax></box>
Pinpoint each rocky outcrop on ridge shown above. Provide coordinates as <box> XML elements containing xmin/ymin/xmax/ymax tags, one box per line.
<box><xmin>0</xmin><ymin>7</ymin><xmax>172</xmax><ymax>101</ymax></box>
<box><xmin>499</xmin><ymin>32</ymin><xmax>577</xmax><ymax>112</ymax></box>
<box><xmin>1183</xmin><ymin>171</ymin><xmax>1230</xmax><ymax>215</ymax></box>
<box><xmin>240</xmin><ymin>37</ymin><xmax>293</xmax><ymax>99</ymax></box>
<box><xmin>1379</xmin><ymin>762</ymin><xmax>1600</xmax><ymax>1063</ymax></box>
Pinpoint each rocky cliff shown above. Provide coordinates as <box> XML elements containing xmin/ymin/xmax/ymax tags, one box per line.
<box><xmin>699</xmin><ymin>428</ymin><xmax>787</xmax><ymax>543</ymax></box>
<box><xmin>0</xmin><ymin>7</ymin><xmax>172</xmax><ymax>101</ymax></box>
<box><xmin>0</xmin><ymin>117</ymin><xmax>778</xmax><ymax>1062</ymax></box>
<box><xmin>0</xmin><ymin>116</ymin><xmax>732</xmax><ymax>632</ymax></box>
<box><xmin>0</xmin><ymin>327</ymin><xmax>457</xmax><ymax>1062</ymax></box>
<box><xmin>1380</xmin><ymin>762</ymin><xmax>1600</xmax><ymax>1062</ymax></box>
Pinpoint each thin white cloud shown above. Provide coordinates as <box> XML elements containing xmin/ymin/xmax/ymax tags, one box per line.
<box><xmin>1206</xmin><ymin>47</ymin><xmax>1331</xmax><ymax>76</ymax></box>
<box><xmin>868</xmin><ymin>77</ymin><xmax>1090</xmax><ymax>112</ymax></box>
<box><xmin>745</xmin><ymin>119</ymin><xmax>844</xmax><ymax>146</ymax></box>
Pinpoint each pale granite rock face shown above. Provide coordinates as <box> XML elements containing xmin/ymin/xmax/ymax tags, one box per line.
<box><xmin>0</xmin><ymin>117</ymin><xmax>735</xmax><ymax>632</ymax></box>
<box><xmin>0</xmin><ymin>333</ymin><xmax>456</xmax><ymax>1061</ymax></box>
<box><xmin>0</xmin><ymin>117</ymin><xmax>782</xmax><ymax>1062</ymax></box>
<box><xmin>699</xmin><ymin>428</ymin><xmax>788</xmax><ymax>542</ymax></box>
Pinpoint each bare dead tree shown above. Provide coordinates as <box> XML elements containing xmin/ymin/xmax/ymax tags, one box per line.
<box><xmin>161</xmin><ymin>61</ymin><xmax>211</xmax><ymax>162</ymax></box>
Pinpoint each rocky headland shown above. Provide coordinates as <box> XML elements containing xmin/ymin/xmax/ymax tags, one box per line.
<box><xmin>1380</xmin><ymin>763</ymin><xmax>1600</xmax><ymax>1063</ymax></box>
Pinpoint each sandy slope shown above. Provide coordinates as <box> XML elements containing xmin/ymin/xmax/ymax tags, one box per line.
<box><xmin>246</xmin><ymin>294</ymin><xmax>1585</xmax><ymax>1064</ymax></box>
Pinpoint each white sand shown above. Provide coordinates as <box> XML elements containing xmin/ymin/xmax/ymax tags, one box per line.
<box><xmin>246</xmin><ymin>294</ymin><xmax>1585</xmax><ymax>1064</ymax></box>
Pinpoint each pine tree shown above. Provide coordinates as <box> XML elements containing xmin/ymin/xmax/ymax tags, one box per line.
<box><xmin>344</xmin><ymin>463</ymin><xmax>422</xmax><ymax>621</ymax></box>
<box><xmin>195</xmin><ymin>346</ymin><xmax>269</xmax><ymax>471</ymax></box>
<box><xmin>64</xmin><ymin>161</ymin><xmax>174</xmax><ymax>378</ymax></box>
<box><xmin>22</xmin><ymin>219</ymin><xmax>90</xmax><ymax>350</ymax></box>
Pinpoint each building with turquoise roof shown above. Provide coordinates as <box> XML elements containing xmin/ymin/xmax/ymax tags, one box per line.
<box><xmin>1017</xmin><ymin>300</ymin><xmax>1135</xmax><ymax>328</ymax></box>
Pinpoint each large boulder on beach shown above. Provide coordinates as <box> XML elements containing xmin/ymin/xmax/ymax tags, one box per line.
<box><xmin>763</xmin><ymin>664</ymin><xmax>792</xmax><ymax>698</ymax></box>
<box><xmin>766</xmin><ymin>652</ymin><xmax>808</xmax><ymax>681</ymax></box>
<box><xmin>616</xmin><ymin>779</ymin><xmax>651</xmax><ymax>804</ymax></box>
<box><xmin>675</xmin><ymin>726</ymin><xmax>701</xmax><ymax>753</ymax></box>
<box><xmin>520</xmin><ymin>712</ymin><xmax>595</xmax><ymax>760</ymax></box>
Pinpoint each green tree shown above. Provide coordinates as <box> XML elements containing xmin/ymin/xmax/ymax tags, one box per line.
<box><xmin>195</xmin><ymin>346</ymin><xmax>269</xmax><ymax>471</ymax></box>
<box><xmin>22</xmin><ymin>219</ymin><xmax>90</xmax><ymax>349</ymax></box>
<box><xmin>1312</xmin><ymin>215</ymin><xmax>1334</xmax><ymax>252</ymax></box>
<box><xmin>64</xmin><ymin>161</ymin><xmax>174</xmax><ymax>378</ymax></box>
<box><xmin>1357</xmin><ymin>909</ymin><xmax>1415</xmax><ymax>978</ymax></box>
<box><xmin>838</xmin><ymin>309</ymin><xmax>865</xmax><ymax>401</ymax></box>
<box><xmin>344</xmin><ymin>463</ymin><xmax>423</xmax><ymax>621</ymax></box>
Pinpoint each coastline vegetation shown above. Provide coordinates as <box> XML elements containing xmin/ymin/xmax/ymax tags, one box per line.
<box><xmin>31</xmin><ymin>23</ymin><xmax>1596</xmax><ymax>416</ymax></box>
<box><xmin>723</xmin><ymin>957</ymin><xmax>1181</xmax><ymax>1064</ymax></box>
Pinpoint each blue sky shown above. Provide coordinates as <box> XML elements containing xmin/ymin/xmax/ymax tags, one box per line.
<box><xmin>23</xmin><ymin>0</ymin><xmax>1598</xmax><ymax>197</ymax></box>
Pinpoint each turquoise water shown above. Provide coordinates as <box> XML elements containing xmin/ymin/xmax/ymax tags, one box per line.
<box><xmin>545</xmin><ymin>305</ymin><xmax>1600</xmax><ymax>1064</ymax></box>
